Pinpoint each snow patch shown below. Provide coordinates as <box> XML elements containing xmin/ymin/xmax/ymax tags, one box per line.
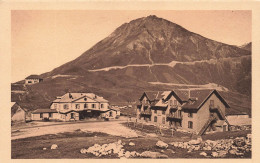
<box><xmin>149</xmin><ymin>82</ymin><xmax>229</xmax><ymax>92</ymax></box>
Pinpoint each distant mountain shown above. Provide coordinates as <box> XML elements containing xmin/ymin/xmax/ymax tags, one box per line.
<box><xmin>12</xmin><ymin>15</ymin><xmax>251</xmax><ymax>115</ymax></box>
<box><xmin>239</xmin><ymin>42</ymin><xmax>252</xmax><ymax>51</ymax></box>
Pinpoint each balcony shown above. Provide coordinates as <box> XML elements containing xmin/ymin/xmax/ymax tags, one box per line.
<box><xmin>169</xmin><ymin>105</ymin><xmax>178</xmax><ymax>110</ymax></box>
<box><xmin>140</xmin><ymin>109</ymin><xmax>152</xmax><ymax>115</ymax></box>
<box><xmin>209</xmin><ymin>104</ymin><xmax>220</xmax><ymax>110</ymax></box>
<box><xmin>167</xmin><ymin>112</ymin><xmax>182</xmax><ymax>120</ymax></box>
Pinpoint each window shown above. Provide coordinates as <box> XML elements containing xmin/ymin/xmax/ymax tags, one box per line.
<box><xmin>101</xmin><ymin>104</ymin><xmax>104</xmax><ymax>108</ymax></box>
<box><xmin>169</xmin><ymin>100</ymin><xmax>173</xmax><ymax>106</ymax></box>
<box><xmin>84</xmin><ymin>103</ymin><xmax>88</xmax><ymax>109</ymax></box>
<box><xmin>210</xmin><ymin>100</ymin><xmax>214</xmax><ymax>106</ymax></box>
<box><xmin>109</xmin><ymin>111</ymin><xmax>113</xmax><ymax>117</ymax></box>
<box><xmin>28</xmin><ymin>81</ymin><xmax>32</xmax><ymax>83</ymax></box>
<box><xmin>40</xmin><ymin>113</ymin><xmax>43</xmax><ymax>118</ymax></box>
<box><xmin>71</xmin><ymin>113</ymin><xmax>74</xmax><ymax>119</ymax></box>
<box><xmin>84</xmin><ymin>97</ymin><xmax>87</xmax><ymax>101</ymax></box>
<box><xmin>92</xmin><ymin>104</ymin><xmax>96</xmax><ymax>108</ymax></box>
<box><xmin>154</xmin><ymin>110</ymin><xmax>157</xmax><ymax>114</ymax></box>
<box><xmin>162</xmin><ymin>110</ymin><xmax>165</xmax><ymax>115</ymax></box>
<box><xmin>154</xmin><ymin>116</ymin><xmax>157</xmax><ymax>122</ymax></box>
<box><xmin>76</xmin><ymin>104</ymin><xmax>80</xmax><ymax>109</ymax></box>
<box><xmin>63</xmin><ymin>104</ymin><xmax>68</xmax><ymax>109</ymax></box>
<box><xmin>49</xmin><ymin>113</ymin><xmax>53</xmax><ymax>118</ymax></box>
<box><xmin>174</xmin><ymin>100</ymin><xmax>177</xmax><ymax>105</ymax></box>
<box><xmin>188</xmin><ymin>112</ymin><xmax>193</xmax><ymax>118</ymax></box>
<box><xmin>162</xmin><ymin>117</ymin><xmax>165</xmax><ymax>124</ymax></box>
<box><xmin>188</xmin><ymin>121</ymin><xmax>193</xmax><ymax>129</ymax></box>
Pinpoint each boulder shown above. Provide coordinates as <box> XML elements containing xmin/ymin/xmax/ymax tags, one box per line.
<box><xmin>51</xmin><ymin>144</ymin><xmax>58</xmax><ymax>150</ymax></box>
<box><xmin>43</xmin><ymin>148</ymin><xmax>47</xmax><ymax>150</ymax></box>
<box><xmin>199</xmin><ymin>152</ymin><xmax>207</xmax><ymax>157</ymax></box>
<box><xmin>124</xmin><ymin>151</ymin><xmax>131</xmax><ymax>158</ymax></box>
<box><xmin>229</xmin><ymin>149</ymin><xmax>236</xmax><ymax>155</ymax></box>
<box><xmin>218</xmin><ymin>150</ymin><xmax>228</xmax><ymax>157</ymax></box>
<box><xmin>211</xmin><ymin>152</ymin><xmax>218</xmax><ymax>157</ymax></box>
<box><xmin>189</xmin><ymin>138</ymin><xmax>202</xmax><ymax>145</ymax></box>
<box><xmin>80</xmin><ymin>148</ymin><xmax>87</xmax><ymax>154</ymax></box>
<box><xmin>140</xmin><ymin>151</ymin><xmax>168</xmax><ymax>158</ymax></box>
<box><xmin>129</xmin><ymin>142</ymin><xmax>135</xmax><ymax>146</ymax></box>
<box><xmin>156</xmin><ymin>141</ymin><xmax>168</xmax><ymax>149</ymax></box>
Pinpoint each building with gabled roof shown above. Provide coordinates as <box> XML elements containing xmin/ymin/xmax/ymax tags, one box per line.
<box><xmin>36</xmin><ymin>92</ymin><xmax>111</xmax><ymax>121</ymax></box>
<box><xmin>11</xmin><ymin>102</ymin><xmax>28</xmax><ymax>122</ymax></box>
<box><xmin>25</xmin><ymin>74</ymin><xmax>43</xmax><ymax>85</ymax></box>
<box><xmin>137</xmin><ymin>89</ymin><xmax>231</xmax><ymax>135</ymax></box>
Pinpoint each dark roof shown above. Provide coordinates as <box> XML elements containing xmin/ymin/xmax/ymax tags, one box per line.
<box><xmin>11</xmin><ymin>102</ymin><xmax>27</xmax><ymax>117</ymax></box>
<box><xmin>25</xmin><ymin>75</ymin><xmax>42</xmax><ymax>79</ymax></box>
<box><xmin>32</xmin><ymin>109</ymin><xmax>58</xmax><ymax>114</ymax></box>
<box><xmin>182</xmin><ymin>90</ymin><xmax>230</xmax><ymax>110</ymax></box>
<box><xmin>140</xmin><ymin>91</ymin><xmax>164</xmax><ymax>101</ymax></box>
<box><xmin>173</xmin><ymin>90</ymin><xmax>190</xmax><ymax>101</ymax></box>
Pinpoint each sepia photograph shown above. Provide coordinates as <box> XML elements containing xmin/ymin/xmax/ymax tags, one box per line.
<box><xmin>10</xmin><ymin>9</ymin><xmax>252</xmax><ymax>159</ymax></box>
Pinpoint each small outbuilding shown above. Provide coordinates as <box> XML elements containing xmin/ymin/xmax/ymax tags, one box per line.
<box><xmin>31</xmin><ymin>109</ymin><xmax>59</xmax><ymax>121</ymax></box>
<box><xmin>11</xmin><ymin>102</ymin><xmax>27</xmax><ymax>122</ymax></box>
<box><xmin>25</xmin><ymin>74</ymin><xmax>43</xmax><ymax>85</ymax></box>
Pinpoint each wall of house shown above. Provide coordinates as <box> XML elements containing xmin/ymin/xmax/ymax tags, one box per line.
<box><xmin>31</xmin><ymin>113</ymin><xmax>60</xmax><ymax>121</ymax></box>
<box><xmin>181</xmin><ymin>93</ymin><xmax>227</xmax><ymax>133</ymax></box>
<box><xmin>12</xmin><ymin>108</ymin><xmax>26</xmax><ymax>122</ymax></box>
<box><xmin>25</xmin><ymin>79</ymin><xmax>40</xmax><ymax>85</ymax></box>
<box><xmin>63</xmin><ymin>112</ymin><xmax>80</xmax><ymax>121</ymax></box>
<box><xmin>50</xmin><ymin>102</ymin><xmax>109</xmax><ymax>112</ymax></box>
<box><xmin>151</xmin><ymin>110</ymin><xmax>167</xmax><ymax>126</ymax></box>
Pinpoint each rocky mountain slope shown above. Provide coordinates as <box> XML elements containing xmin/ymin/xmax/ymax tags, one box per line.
<box><xmin>12</xmin><ymin>15</ymin><xmax>251</xmax><ymax>115</ymax></box>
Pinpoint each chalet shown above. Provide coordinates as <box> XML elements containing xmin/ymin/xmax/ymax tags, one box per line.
<box><xmin>137</xmin><ymin>89</ymin><xmax>230</xmax><ymax>135</ymax></box>
<box><xmin>25</xmin><ymin>75</ymin><xmax>43</xmax><ymax>85</ymax></box>
<box><xmin>31</xmin><ymin>109</ymin><xmax>59</xmax><ymax>121</ymax></box>
<box><xmin>11</xmin><ymin>102</ymin><xmax>27</xmax><ymax>122</ymax></box>
<box><xmin>43</xmin><ymin>93</ymin><xmax>109</xmax><ymax>121</ymax></box>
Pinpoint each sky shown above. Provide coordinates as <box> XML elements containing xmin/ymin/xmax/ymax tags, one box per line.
<box><xmin>11</xmin><ymin>10</ymin><xmax>251</xmax><ymax>83</ymax></box>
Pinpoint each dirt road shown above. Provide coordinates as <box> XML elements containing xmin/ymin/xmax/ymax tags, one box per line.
<box><xmin>11</xmin><ymin>120</ymin><xmax>139</xmax><ymax>140</ymax></box>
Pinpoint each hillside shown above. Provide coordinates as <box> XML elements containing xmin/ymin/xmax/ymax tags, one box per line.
<box><xmin>12</xmin><ymin>15</ymin><xmax>251</xmax><ymax>115</ymax></box>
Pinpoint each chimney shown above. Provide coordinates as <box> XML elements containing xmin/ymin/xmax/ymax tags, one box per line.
<box><xmin>69</xmin><ymin>92</ymin><xmax>73</xmax><ymax>99</ymax></box>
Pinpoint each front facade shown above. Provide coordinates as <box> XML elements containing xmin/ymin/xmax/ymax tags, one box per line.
<box><xmin>31</xmin><ymin>93</ymin><xmax>111</xmax><ymax>121</ymax></box>
<box><xmin>25</xmin><ymin>75</ymin><xmax>43</xmax><ymax>85</ymax></box>
<box><xmin>137</xmin><ymin>89</ymin><xmax>230</xmax><ymax>135</ymax></box>
<box><xmin>11</xmin><ymin>102</ymin><xmax>27</xmax><ymax>122</ymax></box>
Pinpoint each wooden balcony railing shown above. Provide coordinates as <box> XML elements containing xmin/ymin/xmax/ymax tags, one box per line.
<box><xmin>166</xmin><ymin>112</ymin><xmax>182</xmax><ymax>119</ymax></box>
<box><xmin>140</xmin><ymin>109</ymin><xmax>152</xmax><ymax>115</ymax></box>
<box><xmin>169</xmin><ymin>105</ymin><xmax>178</xmax><ymax>110</ymax></box>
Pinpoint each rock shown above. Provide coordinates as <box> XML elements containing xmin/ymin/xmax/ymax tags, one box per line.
<box><xmin>140</xmin><ymin>151</ymin><xmax>168</xmax><ymax>158</ymax></box>
<box><xmin>218</xmin><ymin>150</ymin><xmax>228</xmax><ymax>157</ymax></box>
<box><xmin>189</xmin><ymin>138</ymin><xmax>202</xmax><ymax>145</ymax></box>
<box><xmin>156</xmin><ymin>141</ymin><xmax>168</xmax><ymax>149</ymax></box>
<box><xmin>229</xmin><ymin>149</ymin><xmax>236</xmax><ymax>155</ymax></box>
<box><xmin>200</xmin><ymin>152</ymin><xmax>207</xmax><ymax>157</ymax></box>
<box><xmin>51</xmin><ymin>144</ymin><xmax>58</xmax><ymax>150</ymax></box>
<box><xmin>161</xmin><ymin>150</ymin><xmax>164</xmax><ymax>153</ymax></box>
<box><xmin>129</xmin><ymin>142</ymin><xmax>135</xmax><ymax>146</ymax></box>
<box><xmin>124</xmin><ymin>151</ymin><xmax>131</xmax><ymax>158</ymax></box>
<box><xmin>43</xmin><ymin>148</ymin><xmax>47</xmax><ymax>150</ymax></box>
<box><xmin>80</xmin><ymin>148</ymin><xmax>87</xmax><ymax>154</ymax></box>
<box><xmin>211</xmin><ymin>152</ymin><xmax>218</xmax><ymax>157</ymax></box>
<box><xmin>167</xmin><ymin>149</ymin><xmax>175</xmax><ymax>154</ymax></box>
<box><xmin>130</xmin><ymin>151</ymin><xmax>138</xmax><ymax>157</ymax></box>
<box><xmin>117</xmin><ymin>140</ymin><xmax>122</xmax><ymax>145</ymax></box>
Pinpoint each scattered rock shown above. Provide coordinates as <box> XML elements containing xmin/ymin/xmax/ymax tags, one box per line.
<box><xmin>51</xmin><ymin>144</ymin><xmax>58</xmax><ymax>150</ymax></box>
<box><xmin>43</xmin><ymin>148</ymin><xmax>47</xmax><ymax>150</ymax></box>
<box><xmin>211</xmin><ymin>152</ymin><xmax>218</xmax><ymax>157</ymax></box>
<box><xmin>161</xmin><ymin>150</ymin><xmax>164</xmax><ymax>153</ymax></box>
<box><xmin>140</xmin><ymin>151</ymin><xmax>168</xmax><ymax>158</ymax></box>
<box><xmin>156</xmin><ymin>141</ymin><xmax>168</xmax><ymax>149</ymax></box>
<box><xmin>129</xmin><ymin>142</ymin><xmax>135</xmax><ymax>146</ymax></box>
<box><xmin>200</xmin><ymin>152</ymin><xmax>207</xmax><ymax>156</ymax></box>
<box><xmin>80</xmin><ymin>148</ymin><xmax>87</xmax><ymax>154</ymax></box>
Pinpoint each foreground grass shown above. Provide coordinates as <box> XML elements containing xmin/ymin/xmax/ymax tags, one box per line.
<box><xmin>12</xmin><ymin>129</ymin><xmax>251</xmax><ymax>159</ymax></box>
